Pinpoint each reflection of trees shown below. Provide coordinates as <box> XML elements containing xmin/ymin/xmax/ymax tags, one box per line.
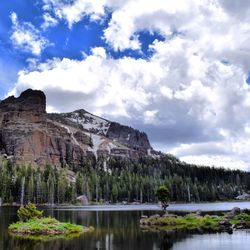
<box><xmin>159</xmin><ymin>231</ymin><xmax>190</xmax><ymax>250</ymax></box>
<box><xmin>3</xmin><ymin>209</ymin><xmax>177</xmax><ymax>250</ymax></box>
<box><xmin>44</xmin><ymin>210</ymin><xmax>162</xmax><ymax>250</ymax></box>
<box><xmin>7</xmin><ymin>237</ymin><xmax>38</xmax><ymax>250</ymax></box>
<box><xmin>0</xmin><ymin>207</ymin><xmax>41</xmax><ymax>250</ymax></box>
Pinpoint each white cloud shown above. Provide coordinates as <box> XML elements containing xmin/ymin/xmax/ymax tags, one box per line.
<box><xmin>42</xmin><ymin>0</ymin><xmax>107</xmax><ymax>28</ymax></box>
<box><xmin>144</xmin><ymin>110</ymin><xmax>158</xmax><ymax>125</ymax></box>
<box><xmin>91</xmin><ymin>47</ymin><xmax>107</xmax><ymax>58</ymax></box>
<box><xmin>180</xmin><ymin>155</ymin><xmax>249</xmax><ymax>171</ymax></box>
<box><xmin>9</xmin><ymin>49</ymin><xmax>158</xmax><ymax>118</ymax></box>
<box><xmin>41</xmin><ymin>13</ymin><xmax>58</xmax><ymax>30</ymax></box>
<box><xmin>104</xmin><ymin>0</ymin><xmax>200</xmax><ymax>51</ymax></box>
<box><xmin>9</xmin><ymin>41</ymin><xmax>250</xmax><ymax>170</ymax></box>
<box><xmin>10</xmin><ymin>12</ymin><xmax>50</xmax><ymax>56</ymax></box>
<box><xmin>8</xmin><ymin>0</ymin><xmax>250</xmax><ymax>170</ymax></box>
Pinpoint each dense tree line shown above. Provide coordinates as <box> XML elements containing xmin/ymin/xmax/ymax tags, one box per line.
<box><xmin>0</xmin><ymin>154</ymin><xmax>249</xmax><ymax>205</ymax></box>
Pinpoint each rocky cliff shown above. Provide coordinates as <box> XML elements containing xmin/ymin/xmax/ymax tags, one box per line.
<box><xmin>0</xmin><ymin>89</ymin><xmax>154</xmax><ymax>166</ymax></box>
<box><xmin>107</xmin><ymin>122</ymin><xmax>151</xmax><ymax>154</ymax></box>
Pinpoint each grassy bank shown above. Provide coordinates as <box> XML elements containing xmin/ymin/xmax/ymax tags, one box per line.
<box><xmin>9</xmin><ymin>217</ymin><xmax>94</xmax><ymax>236</ymax></box>
<box><xmin>140</xmin><ymin>209</ymin><xmax>250</xmax><ymax>232</ymax></box>
<box><xmin>8</xmin><ymin>203</ymin><xmax>94</xmax><ymax>240</ymax></box>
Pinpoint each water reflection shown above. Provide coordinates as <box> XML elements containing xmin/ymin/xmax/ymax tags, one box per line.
<box><xmin>0</xmin><ymin>207</ymin><xmax>162</xmax><ymax>250</ymax></box>
<box><xmin>171</xmin><ymin>231</ymin><xmax>250</xmax><ymax>250</ymax></box>
<box><xmin>1</xmin><ymin>207</ymin><xmax>250</xmax><ymax>250</ymax></box>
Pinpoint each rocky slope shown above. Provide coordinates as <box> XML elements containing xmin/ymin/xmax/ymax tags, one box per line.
<box><xmin>0</xmin><ymin>89</ymin><xmax>155</xmax><ymax>166</ymax></box>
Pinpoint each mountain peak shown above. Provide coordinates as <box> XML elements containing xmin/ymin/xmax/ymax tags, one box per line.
<box><xmin>0</xmin><ymin>89</ymin><xmax>46</xmax><ymax>123</ymax></box>
<box><xmin>0</xmin><ymin>89</ymin><xmax>155</xmax><ymax>166</ymax></box>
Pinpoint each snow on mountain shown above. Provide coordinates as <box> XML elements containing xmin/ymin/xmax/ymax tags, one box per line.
<box><xmin>47</xmin><ymin>108</ymin><xmax>153</xmax><ymax>159</ymax></box>
<box><xmin>64</xmin><ymin>109</ymin><xmax>111</xmax><ymax>135</ymax></box>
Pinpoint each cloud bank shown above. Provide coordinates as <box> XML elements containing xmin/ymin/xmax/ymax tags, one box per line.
<box><xmin>10</xmin><ymin>12</ymin><xmax>50</xmax><ymax>56</ymax></box>
<box><xmin>8</xmin><ymin>0</ymin><xmax>250</xmax><ymax>170</ymax></box>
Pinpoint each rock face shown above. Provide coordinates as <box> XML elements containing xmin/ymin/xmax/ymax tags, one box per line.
<box><xmin>0</xmin><ymin>89</ymin><xmax>155</xmax><ymax>166</ymax></box>
<box><xmin>0</xmin><ymin>89</ymin><xmax>46</xmax><ymax>124</ymax></box>
<box><xmin>0</xmin><ymin>89</ymin><xmax>82</xmax><ymax>165</ymax></box>
<box><xmin>107</xmin><ymin>122</ymin><xmax>152</xmax><ymax>153</ymax></box>
<box><xmin>0</xmin><ymin>89</ymin><xmax>48</xmax><ymax>164</ymax></box>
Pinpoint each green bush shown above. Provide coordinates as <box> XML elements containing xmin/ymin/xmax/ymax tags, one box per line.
<box><xmin>18</xmin><ymin>203</ymin><xmax>43</xmax><ymax>222</ymax></box>
<box><xmin>242</xmin><ymin>209</ymin><xmax>250</xmax><ymax>215</ymax></box>
<box><xmin>156</xmin><ymin>185</ymin><xmax>170</xmax><ymax>210</ymax></box>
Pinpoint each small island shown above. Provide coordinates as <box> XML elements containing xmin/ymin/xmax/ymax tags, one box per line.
<box><xmin>8</xmin><ymin>203</ymin><xmax>93</xmax><ymax>240</ymax></box>
<box><xmin>140</xmin><ymin>207</ymin><xmax>250</xmax><ymax>233</ymax></box>
<box><xmin>141</xmin><ymin>185</ymin><xmax>250</xmax><ymax>233</ymax></box>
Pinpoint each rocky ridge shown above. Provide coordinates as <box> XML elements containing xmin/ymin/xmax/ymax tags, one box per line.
<box><xmin>0</xmin><ymin>89</ymin><xmax>156</xmax><ymax>166</ymax></box>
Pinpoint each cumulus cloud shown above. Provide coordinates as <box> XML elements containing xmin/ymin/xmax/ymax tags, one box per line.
<box><xmin>8</xmin><ymin>0</ymin><xmax>250</xmax><ymax>170</ymax></box>
<box><xmin>9</xmin><ymin>49</ymin><xmax>157</xmax><ymax>117</ymax></box>
<box><xmin>42</xmin><ymin>0</ymin><xmax>107</xmax><ymax>28</ymax></box>
<box><xmin>10</xmin><ymin>12</ymin><xmax>50</xmax><ymax>56</ymax></box>
<box><xmin>41</xmin><ymin>13</ymin><xmax>58</xmax><ymax>30</ymax></box>
<box><xmin>9</xmin><ymin>43</ymin><xmax>250</xmax><ymax>170</ymax></box>
<box><xmin>220</xmin><ymin>0</ymin><xmax>250</xmax><ymax>18</ymax></box>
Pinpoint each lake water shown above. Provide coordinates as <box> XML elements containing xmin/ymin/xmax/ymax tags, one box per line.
<box><xmin>1</xmin><ymin>202</ymin><xmax>250</xmax><ymax>250</ymax></box>
<box><xmin>51</xmin><ymin>201</ymin><xmax>250</xmax><ymax>212</ymax></box>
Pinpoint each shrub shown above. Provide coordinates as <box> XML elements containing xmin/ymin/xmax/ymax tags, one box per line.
<box><xmin>18</xmin><ymin>203</ymin><xmax>43</xmax><ymax>222</ymax></box>
<box><xmin>242</xmin><ymin>209</ymin><xmax>250</xmax><ymax>215</ymax></box>
<box><xmin>156</xmin><ymin>185</ymin><xmax>170</xmax><ymax>210</ymax></box>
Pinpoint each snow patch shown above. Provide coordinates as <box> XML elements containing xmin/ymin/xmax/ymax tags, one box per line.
<box><xmin>106</xmin><ymin>142</ymin><xmax>117</xmax><ymax>154</ymax></box>
<box><xmin>89</xmin><ymin>133</ymin><xmax>104</xmax><ymax>158</ymax></box>
<box><xmin>66</xmin><ymin>111</ymin><xmax>111</xmax><ymax>135</ymax></box>
<box><xmin>126</xmin><ymin>134</ymin><xmax>130</xmax><ymax>141</ymax></box>
<box><xmin>58</xmin><ymin>123</ymin><xmax>80</xmax><ymax>146</ymax></box>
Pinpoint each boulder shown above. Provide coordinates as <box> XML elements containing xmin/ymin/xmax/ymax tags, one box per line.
<box><xmin>226</xmin><ymin>207</ymin><xmax>241</xmax><ymax>218</ymax></box>
<box><xmin>219</xmin><ymin>219</ymin><xmax>231</xmax><ymax>227</ymax></box>
<box><xmin>233</xmin><ymin>221</ymin><xmax>247</xmax><ymax>230</ymax></box>
<box><xmin>76</xmin><ymin>195</ymin><xmax>89</xmax><ymax>205</ymax></box>
<box><xmin>219</xmin><ymin>219</ymin><xmax>232</xmax><ymax>232</ymax></box>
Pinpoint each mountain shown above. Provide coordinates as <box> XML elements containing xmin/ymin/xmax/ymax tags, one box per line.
<box><xmin>0</xmin><ymin>89</ymin><xmax>156</xmax><ymax>166</ymax></box>
<box><xmin>1</xmin><ymin>89</ymin><xmax>249</xmax><ymax>206</ymax></box>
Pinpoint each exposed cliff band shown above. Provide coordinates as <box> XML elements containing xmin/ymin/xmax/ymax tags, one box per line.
<box><xmin>0</xmin><ymin>89</ymin><xmax>155</xmax><ymax>166</ymax></box>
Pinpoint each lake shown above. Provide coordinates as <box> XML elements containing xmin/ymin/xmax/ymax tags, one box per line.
<box><xmin>1</xmin><ymin>202</ymin><xmax>250</xmax><ymax>250</ymax></box>
<box><xmin>51</xmin><ymin>201</ymin><xmax>250</xmax><ymax>212</ymax></box>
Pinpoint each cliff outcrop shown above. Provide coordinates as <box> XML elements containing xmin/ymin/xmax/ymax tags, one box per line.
<box><xmin>0</xmin><ymin>89</ymin><xmax>154</xmax><ymax>166</ymax></box>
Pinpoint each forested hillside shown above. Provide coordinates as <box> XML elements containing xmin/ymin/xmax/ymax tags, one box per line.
<box><xmin>0</xmin><ymin>154</ymin><xmax>249</xmax><ymax>205</ymax></box>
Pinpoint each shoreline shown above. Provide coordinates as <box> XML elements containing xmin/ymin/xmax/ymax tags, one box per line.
<box><xmin>2</xmin><ymin>201</ymin><xmax>250</xmax><ymax>212</ymax></box>
<box><xmin>46</xmin><ymin>201</ymin><xmax>250</xmax><ymax>212</ymax></box>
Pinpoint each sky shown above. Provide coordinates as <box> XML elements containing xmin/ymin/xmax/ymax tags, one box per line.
<box><xmin>1</xmin><ymin>0</ymin><xmax>250</xmax><ymax>170</ymax></box>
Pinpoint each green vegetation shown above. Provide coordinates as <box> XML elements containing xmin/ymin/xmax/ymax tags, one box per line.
<box><xmin>9</xmin><ymin>203</ymin><xmax>93</xmax><ymax>239</ymax></box>
<box><xmin>8</xmin><ymin>231</ymin><xmax>85</xmax><ymax>242</ymax></box>
<box><xmin>18</xmin><ymin>202</ymin><xmax>43</xmax><ymax>221</ymax></box>
<box><xmin>156</xmin><ymin>185</ymin><xmax>169</xmax><ymax>210</ymax></box>
<box><xmin>9</xmin><ymin>217</ymin><xmax>86</xmax><ymax>235</ymax></box>
<box><xmin>1</xmin><ymin>154</ymin><xmax>250</xmax><ymax>205</ymax></box>
<box><xmin>140</xmin><ymin>212</ymin><xmax>250</xmax><ymax>232</ymax></box>
<box><xmin>141</xmin><ymin>215</ymin><xmax>221</xmax><ymax>231</ymax></box>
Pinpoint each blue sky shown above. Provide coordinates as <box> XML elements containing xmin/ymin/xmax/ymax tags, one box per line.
<box><xmin>1</xmin><ymin>0</ymin><xmax>250</xmax><ymax>170</ymax></box>
<box><xmin>0</xmin><ymin>1</ymin><xmax>106</xmax><ymax>96</ymax></box>
<box><xmin>0</xmin><ymin>0</ymin><xmax>165</xmax><ymax>98</ymax></box>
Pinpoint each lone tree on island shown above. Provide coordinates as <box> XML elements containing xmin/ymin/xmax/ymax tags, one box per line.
<box><xmin>18</xmin><ymin>202</ymin><xmax>43</xmax><ymax>221</ymax></box>
<box><xmin>156</xmin><ymin>185</ymin><xmax>170</xmax><ymax>211</ymax></box>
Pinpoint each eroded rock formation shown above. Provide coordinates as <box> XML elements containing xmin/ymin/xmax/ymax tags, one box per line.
<box><xmin>0</xmin><ymin>89</ymin><xmax>154</xmax><ymax>166</ymax></box>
